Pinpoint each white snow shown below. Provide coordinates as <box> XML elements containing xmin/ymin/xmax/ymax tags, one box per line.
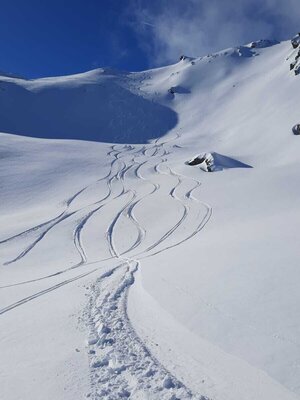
<box><xmin>1</xmin><ymin>39</ymin><xmax>300</xmax><ymax>400</ymax></box>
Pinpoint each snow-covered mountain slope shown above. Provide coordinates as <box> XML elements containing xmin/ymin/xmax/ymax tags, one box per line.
<box><xmin>1</xmin><ymin>39</ymin><xmax>300</xmax><ymax>400</ymax></box>
<box><xmin>0</xmin><ymin>68</ymin><xmax>177</xmax><ymax>143</ymax></box>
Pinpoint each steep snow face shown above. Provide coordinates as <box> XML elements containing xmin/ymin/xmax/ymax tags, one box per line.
<box><xmin>0</xmin><ymin>69</ymin><xmax>177</xmax><ymax>143</ymax></box>
<box><xmin>1</xmin><ymin>39</ymin><xmax>300</xmax><ymax>400</ymax></box>
<box><xmin>137</xmin><ymin>40</ymin><xmax>300</xmax><ymax>165</ymax></box>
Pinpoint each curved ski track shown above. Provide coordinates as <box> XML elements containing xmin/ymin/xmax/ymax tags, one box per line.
<box><xmin>0</xmin><ymin>135</ymin><xmax>212</xmax><ymax>399</ymax></box>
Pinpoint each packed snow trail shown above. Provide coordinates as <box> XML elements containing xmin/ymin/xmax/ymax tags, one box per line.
<box><xmin>86</xmin><ymin>262</ymin><xmax>198</xmax><ymax>400</ymax></box>
<box><xmin>0</xmin><ymin>135</ymin><xmax>211</xmax><ymax>399</ymax></box>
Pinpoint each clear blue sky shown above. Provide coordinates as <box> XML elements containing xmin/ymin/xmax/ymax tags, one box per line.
<box><xmin>0</xmin><ymin>0</ymin><xmax>298</xmax><ymax>78</ymax></box>
<box><xmin>0</xmin><ymin>0</ymin><xmax>147</xmax><ymax>78</ymax></box>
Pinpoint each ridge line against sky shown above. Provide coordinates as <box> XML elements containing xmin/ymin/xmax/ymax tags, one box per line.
<box><xmin>0</xmin><ymin>0</ymin><xmax>299</xmax><ymax>78</ymax></box>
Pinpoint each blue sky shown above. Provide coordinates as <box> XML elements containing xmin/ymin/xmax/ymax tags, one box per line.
<box><xmin>0</xmin><ymin>0</ymin><xmax>299</xmax><ymax>78</ymax></box>
<box><xmin>0</xmin><ymin>0</ymin><xmax>145</xmax><ymax>78</ymax></box>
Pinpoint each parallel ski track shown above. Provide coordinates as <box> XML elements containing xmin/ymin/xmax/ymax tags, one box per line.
<box><xmin>85</xmin><ymin>136</ymin><xmax>211</xmax><ymax>399</ymax></box>
<box><xmin>1</xmin><ymin>135</ymin><xmax>212</xmax><ymax>399</ymax></box>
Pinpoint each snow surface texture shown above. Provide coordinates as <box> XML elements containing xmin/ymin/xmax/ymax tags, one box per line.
<box><xmin>1</xmin><ymin>39</ymin><xmax>300</xmax><ymax>400</ymax></box>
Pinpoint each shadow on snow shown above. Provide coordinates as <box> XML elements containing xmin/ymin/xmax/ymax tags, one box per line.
<box><xmin>212</xmin><ymin>152</ymin><xmax>253</xmax><ymax>170</ymax></box>
<box><xmin>0</xmin><ymin>79</ymin><xmax>178</xmax><ymax>144</ymax></box>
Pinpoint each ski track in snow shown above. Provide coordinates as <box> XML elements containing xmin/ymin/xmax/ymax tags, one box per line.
<box><xmin>0</xmin><ymin>134</ymin><xmax>212</xmax><ymax>399</ymax></box>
